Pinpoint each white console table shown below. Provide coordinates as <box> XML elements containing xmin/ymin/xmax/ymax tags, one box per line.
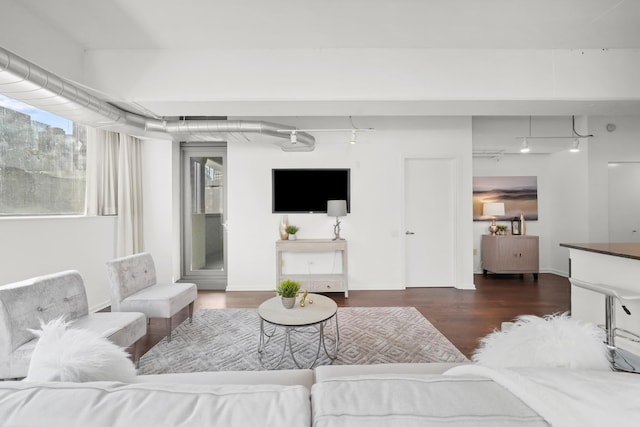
<box><xmin>276</xmin><ymin>239</ymin><xmax>348</xmax><ymax>297</ymax></box>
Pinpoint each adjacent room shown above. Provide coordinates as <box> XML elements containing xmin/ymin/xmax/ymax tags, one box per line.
<box><xmin>1</xmin><ymin>1</ymin><xmax>640</xmax><ymax>425</ymax></box>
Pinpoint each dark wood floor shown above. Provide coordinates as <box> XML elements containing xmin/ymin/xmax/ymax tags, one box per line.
<box><xmin>137</xmin><ymin>273</ymin><xmax>570</xmax><ymax>359</ymax></box>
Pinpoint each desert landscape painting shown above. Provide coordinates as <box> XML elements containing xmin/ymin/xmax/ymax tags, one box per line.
<box><xmin>473</xmin><ymin>176</ymin><xmax>538</xmax><ymax>221</ymax></box>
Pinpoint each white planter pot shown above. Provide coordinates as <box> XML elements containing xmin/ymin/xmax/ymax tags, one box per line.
<box><xmin>288</xmin><ymin>234</ymin><xmax>297</xmax><ymax>240</ymax></box>
<box><xmin>281</xmin><ymin>296</ymin><xmax>296</xmax><ymax>309</ymax></box>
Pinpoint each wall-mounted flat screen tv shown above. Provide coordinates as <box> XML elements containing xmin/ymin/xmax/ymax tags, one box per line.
<box><xmin>272</xmin><ymin>168</ymin><xmax>351</xmax><ymax>213</ymax></box>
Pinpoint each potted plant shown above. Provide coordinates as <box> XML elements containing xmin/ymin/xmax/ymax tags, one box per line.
<box><xmin>276</xmin><ymin>279</ymin><xmax>301</xmax><ymax>308</ymax></box>
<box><xmin>496</xmin><ymin>225</ymin><xmax>508</xmax><ymax>235</ymax></box>
<box><xmin>285</xmin><ymin>225</ymin><xmax>299</xmax><ymax>240</ymax></box>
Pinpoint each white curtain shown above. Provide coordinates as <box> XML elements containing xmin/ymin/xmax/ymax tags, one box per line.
<box><xmin>86</xmin><ymin>129</ymin><xmax>144</xmax><ymax>256</ymax></box>
<box><xmin>116</xmin><ymin>133</ymin><xmax>144</xmax><ymax>256</ymax></box>
<box><xmin>85</xmin><ymin>129</ymin><xmax>119</xmax><ymax>215</ymax></box>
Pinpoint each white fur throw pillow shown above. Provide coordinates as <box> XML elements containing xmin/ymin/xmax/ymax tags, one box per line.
<box><xmin>24</xmin><ymin>317</ymin><xmax>137</xmax><ymax>382</ymax></box>
<box><xmin>472</xmin><ymin>312</ymin><xmax>611</xmax><ymax>370</ymax></box>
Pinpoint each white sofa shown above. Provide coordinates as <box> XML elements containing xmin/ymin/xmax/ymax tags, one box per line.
<box><xmin>0</xmin><ymin>270</ymin><xmax>146</xmax><ymax>379</ymax></box>
<box><xmin>1</xmin><ymin>363</ymin><xmax>639</xmax><ymax>426</ymax></box>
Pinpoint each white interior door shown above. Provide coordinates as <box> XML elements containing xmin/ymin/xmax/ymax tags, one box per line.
<box><xmin>404</xmin><ymin>158</ymin><xmax>456</xmax><ymax>287</ymax></box>
<box><xmin>609</xmin><ymin>162</ymin><xmax>640</xmax><ymax>243</ymax></box>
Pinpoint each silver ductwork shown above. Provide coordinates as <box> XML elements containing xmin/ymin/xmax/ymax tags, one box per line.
<box><xmin>0</xmin><ymin>46</ymin><xmax>314</xmax><ymax>151</ymax></box>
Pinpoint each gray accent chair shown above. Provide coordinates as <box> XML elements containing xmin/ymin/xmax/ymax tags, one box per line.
<box><xmin>0</xmin><ymin>270</ymin><xmax>146</xmax><ymax>380</ymax></box>
<box><xmin>106</xmin><ymin>252</ymin><xmax>197</xmax><ymax>342</ymax></box>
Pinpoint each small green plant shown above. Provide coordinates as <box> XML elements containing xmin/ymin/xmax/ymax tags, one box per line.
<box><xmin>276</xmin><ymin>279</ymin><xmax>301</xmax><ymax>298</ymax></box>
<box><xmin>285</xmin><ymin>225</ymin><xmax>299</xmax><ymax>235</ymax></box>
<box><xmin>496</xmin><ymin>225</ymin><xmax>508</xmax><ymax>234</ymax></box>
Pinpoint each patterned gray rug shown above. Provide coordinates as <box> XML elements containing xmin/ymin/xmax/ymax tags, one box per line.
<box><xmin>137</xmin><ymin>307</ymin><xmax>468</xmax><ymax>374</ymax></box>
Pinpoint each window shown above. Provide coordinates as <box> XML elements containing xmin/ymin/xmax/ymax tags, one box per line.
<box><xmin>0</xmin><ymin>95</ymin><xmax>87</xmax><ymax>215</ymax></box>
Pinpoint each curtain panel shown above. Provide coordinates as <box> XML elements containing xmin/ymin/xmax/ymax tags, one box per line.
<box><xmin>86</xmin><ymin>129</ymin><xmax>143</xmax><ymax>256</ymax></box>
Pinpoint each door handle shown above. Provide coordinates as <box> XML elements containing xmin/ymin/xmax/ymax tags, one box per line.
<box><xmin>405</xmin><ymin>231</ymin><xmax>415</xmax><ymax>235</ymax></box>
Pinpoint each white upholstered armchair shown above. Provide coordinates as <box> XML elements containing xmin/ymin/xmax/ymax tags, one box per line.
<box><xmin>106</xmin><ymin>252</ymin><xmax>197</xmax><ymax>341</ymax></box>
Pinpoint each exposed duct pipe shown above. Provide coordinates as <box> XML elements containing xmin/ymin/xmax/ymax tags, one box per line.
<box><xmin>0</xmin><ymin>46</ymin><xmax>315</xmax><ymax>151</ymax></box>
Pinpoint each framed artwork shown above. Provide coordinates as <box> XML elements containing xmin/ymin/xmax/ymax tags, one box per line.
<box><xmin>473</xmin><ymin>176</ymin><xmax>538</xmax><ymax>221</ymax></box>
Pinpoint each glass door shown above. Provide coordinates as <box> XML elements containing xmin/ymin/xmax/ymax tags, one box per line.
<box><xmin>181</xmin><ymin>142</ymin><xmax>227</xmax><ymax>289</ymax></box>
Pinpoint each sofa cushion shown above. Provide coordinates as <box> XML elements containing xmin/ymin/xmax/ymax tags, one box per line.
<box><xmin>137</xmin><ymin>369</ymin><xmax>315</xmax><ymax>390</ymax></box>
<box><xmin>73</xmin><ymin>312</ymin><xmax>146</xmax><ymax>349</ymax></box>
<box><xmin>314</xmin><ymin>362</ymin><xmax>469</xmax><ymax>382</ymax></box>
<box><xmin>120</xmin><ymin>283</ymin><xmax>197</xmax><ymax>318</ymax></box>
<box><xmin>0</xmin><ymin>381</ymin><xmax>311</xmax><ymax>427</ymax></box>
<box><xmin>24</xmin><ymin>317</ymin><xmax>137</xmax><ymax>383</ymax></box>
<box><xmin>311</xmin><ymin>374</ymin><xmax>547</xmax><ymax>426</ymax></box>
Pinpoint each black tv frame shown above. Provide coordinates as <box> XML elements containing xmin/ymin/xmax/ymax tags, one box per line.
<box><xmin>271</xmin><ymin>168</ymin><xmax>351</xmax><ymax>214</ymax></box>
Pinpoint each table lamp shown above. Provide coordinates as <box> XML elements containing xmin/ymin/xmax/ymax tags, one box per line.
<box><xmin>483</xmin><ymin>202</ymin><xmax>505</xmax><ymax>235</ymax></box>
<box><xmin>327</xmin><ymin>200</ymin><xmax>347</xmax><ymax>240</ymax></box>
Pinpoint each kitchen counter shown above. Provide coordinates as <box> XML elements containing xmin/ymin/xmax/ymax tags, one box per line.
<box><xmin>560</xmin><ymin>242</ymin><xmax>640</xmax><ymax>355</ymax></box>
<box><xmin>560</xmin><ymin>242</ymin><xmax>640</xmax><ymax>261</ymax></box>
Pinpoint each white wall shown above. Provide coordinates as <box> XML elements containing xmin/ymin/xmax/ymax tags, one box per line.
<box><xmin>3</xmin><ymin>115</ymin><xmax>640</xmax><ymax>309</ymax></box>
<box><xmin>587</xmin><ymin>116</ymin><xmax>640</xmax><ymax>243</ymax></box>
<box><xmin>0</xmin><ymin>216</ymin><xmax>117</xmax><ymax>311</ymax></box>
<box><xmin>472</xmin><ymin>117</ymin><xmax>590</xmax><ymax>275</ymax></box>
<box><xmin>140</xmin><ymin>138</ymin><xmax>180</xmax><ymax>283</ymax></box>
<box><xmin>225</xmin><ymin>116</ymin><xmax>473</xmax><ymax>290</ymax></box>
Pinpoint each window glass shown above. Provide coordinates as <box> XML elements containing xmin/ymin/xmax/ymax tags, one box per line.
<box><xmin>0</xmin><ymin>95</ymin><xmax>87</xmax><ymax>215</ymax></box>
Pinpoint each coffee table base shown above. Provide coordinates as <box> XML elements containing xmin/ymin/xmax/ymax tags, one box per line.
<box><xmin>258</xmin><ymin>313</ymin><xmax>339</xmax><ymax>369</ymax></box>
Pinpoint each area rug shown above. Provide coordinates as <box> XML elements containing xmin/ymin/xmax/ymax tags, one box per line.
<box><xmin>137</xmin><ymin>307</ymin><xmax>468</xmax><ymax>374</ymax></box>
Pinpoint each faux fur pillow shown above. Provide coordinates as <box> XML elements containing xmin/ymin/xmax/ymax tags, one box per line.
<box><xmin>24</xmin><ymin>317</ymin><xmax>137</xmax><ymax>382</ymax></box>
<box><xmin>472</xmin><ymin>312</ymin><xmax>611</xmax><ymax>370</ymax></box>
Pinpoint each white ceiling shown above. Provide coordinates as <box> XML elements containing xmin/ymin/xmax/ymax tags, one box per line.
<box><xmin>14</xmin><ymin>0</ymin><xmax>640</xmax><ymax>50</ymax></box>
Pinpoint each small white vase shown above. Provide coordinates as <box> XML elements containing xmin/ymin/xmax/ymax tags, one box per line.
<box><xmin>288</xmin><ymin>234</ymin><xmax>297</xmax><ymax>240</ymax></box>
<box><xmin>281</xmin><ymin>296</ymin><xmax>296</xmax><ymax>309</ymax></box>
<box><xmin>279</xmin><ymin>215</ymin><xmax>289</xmax><ymax>240</ymax></box>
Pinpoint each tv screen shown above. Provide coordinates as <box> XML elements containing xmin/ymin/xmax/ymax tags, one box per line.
<box><xmin>272</xmin><ymin>168</ymin><xmax>350</xmax><ymax>213</ymax></box>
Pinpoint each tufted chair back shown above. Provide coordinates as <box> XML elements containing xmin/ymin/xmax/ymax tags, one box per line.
<box><xmin>0</xmin><ymin>271</ymin><xmax>89</xmax><ymax>355</ymax></box>
<box><xmin>106</xmin><ymin>252</ymin><xmax>157</xmax><ymax>311</ymax></box>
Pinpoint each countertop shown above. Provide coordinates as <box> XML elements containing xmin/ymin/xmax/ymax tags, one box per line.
<box><xmin>560</xmin><ymin>242</ymin><xmax>640</xmax><ymax>261</ymax></box>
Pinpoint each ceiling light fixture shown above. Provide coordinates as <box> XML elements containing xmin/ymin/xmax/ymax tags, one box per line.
<box><xmin>570</xmin><ymin>138</ymin><xmax>580</xmax><ymax>152</ymax></box>
<box><xmin>520</xmin><ymin>139</ymin><xmax>530</xmax><ymax>153</ymax></box>
<box><xmin>515</xmin><ymin>115</ymin><xmax>594</xmax><ymax>152</ymax></box>
<box><xmin>277</xmin><ymin>126</ymin><xmax>375</xmax><ymax>145</ymax></box>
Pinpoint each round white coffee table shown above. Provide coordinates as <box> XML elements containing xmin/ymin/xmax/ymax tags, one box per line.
<box><xmin>257</xmin><ymin>293</ymin><xmax>339</xmax><ymax>369</ymax></box>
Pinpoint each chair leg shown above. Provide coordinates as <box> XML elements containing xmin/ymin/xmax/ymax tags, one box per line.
<box><xmin>166</xmin><ymin>317</ymin><xmax>172</xmax><ymax>342</ymax></box>
<box><xmin>133</xmin><ymin>340</ymin><xmax>141</xmax><ymax>368</ymax></box>
<box><xmin>189</xmin><ymin>301</ymin><xmax>194</xmax><ymax>324</ymax></box>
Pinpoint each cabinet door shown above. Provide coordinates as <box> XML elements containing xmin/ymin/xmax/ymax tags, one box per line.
<box><xmin>514</xmin><ymin>237</ymin><xmax>539</xmax><ymax>271</ymax></box>
<box><xmin>497</xmin><ymin>237</ymin><xmax>538</xmax><ymax>272</ymax></box>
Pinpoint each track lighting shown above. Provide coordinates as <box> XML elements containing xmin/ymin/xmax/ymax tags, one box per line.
<box><xmin>515</xmin><ymin>115</ymin><xmax>593</xmax><ymax>153</ymax></box>
<box><xmin>277</xmin><ymin>126</ymin><xmax>375</xmax><ymax>145</ymax></box>
<box><xmin>570</xmin><ymin>138</ymin><xmax>580</xmax><ymax>152</ymax></box>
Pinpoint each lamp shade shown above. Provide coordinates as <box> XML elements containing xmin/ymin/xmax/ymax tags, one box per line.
<box><xmin>482</xmin><ymin>202</ymin><xmax>505</xmax><ymax>217</ymax></box>
<box><xmin>327</xmin><ymin>200</ymin><xmax>347</xmax><ymax>217</ymax></box>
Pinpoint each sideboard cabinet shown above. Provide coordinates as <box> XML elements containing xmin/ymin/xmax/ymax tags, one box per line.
<box><xmin>481</xmin><ymin>235</ymin><xmax>539</xmax><ymax>280</ymax></box>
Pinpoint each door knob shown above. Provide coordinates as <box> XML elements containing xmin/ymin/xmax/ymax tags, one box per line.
<box><xmin>405</xmin><ymin>231</ymin><xmax>415</xmax><ymax>235</ymax></box>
